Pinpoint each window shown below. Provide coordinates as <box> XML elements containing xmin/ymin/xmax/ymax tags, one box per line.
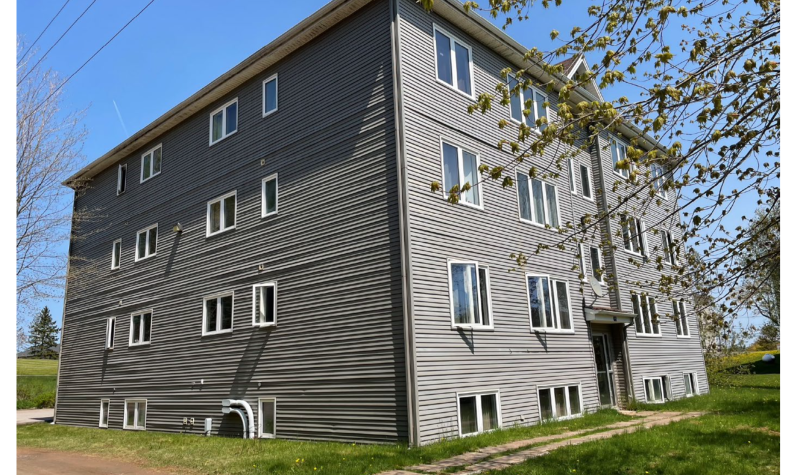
<box><xmin>262</xmin><ymin>174</ymin><xmax>278</xmax><ymax>217</ymax></box>
<box><xmin>457</xmin><ymin>391</ymin><xmax>500</xmax><ymax>436</ymax></box>
<box><xmin>99</xmin><ymin>399</ymin><xmax>110</xmax><ymax>428</ymax></box>
<box><xmin>526</xmin><ymin>274</ymin><xmax>572</xmax><ymax>332</ymax></box>
<box><xmin>129</xmin><ymin>311</ymin><xmax>152</xmax><ymax>346</ymax></box>
<box><xmin>253</xmin><ymin>282</ymin><xmax>277</xmax><ymax>327</ymax></box>
<box><xmin>441</xmin><ymin>141</ymin><xmax>481</xmax><ymax>207</ymax></box>
<box><xmin>538</xmin><ymin>384</ymin><xmax>582</xmax><ymax>421</ymax></box>
<box><xmin>111</xmin><ymin>239</ymin><xmax>122</xmax><ymax>270</ymax></box>
<box><xmin>433</xmin><ymin>25</ymin><xmax>473</xmax><ymax>96</ymax></box>
<box><xmin>643</xmin><ymin>377</ymin><xmax>665</xmax><ymax>403</ymax></box>
<box><xmin>660</xmin><ymin>229</ymin><xmax>676</xmax><ymax>265</ymax></box>
<box><xmin>674</xmin><ymin>299</ymin><xmax>690</xmax><ymax>337</ymax></box>
<box><xmin>589</xmin><ymin>246</ymin><xmax>604</xmax><ymax>284</ymax></box>
<box><xmin>567</xmin><ymin>159</ymin><xmax>576</xmax><ymax>194</ymax></box>
<box><xmin>105</xmin><ymin>317</ymin><xmax>115</xmax><ymax>350</ymax></box>
<box><xmin>610</xmin><ymin>138</ymin><xmax>630</xmax><ymax>178</ymax></box>
<box><xmin>632</xmin><ymin>294</ymin><xmax>661</xmax><ymax>336</ymax></box>
<box><xmin>203</xmin><ymin>292</ymin><xmax>233</xmax><ymax>335</ymax></box>
<box><xmin>262</xmin><ymin>74</ymin><xmax>278</xmax><ymax>117</ymax></box>
<box><xmin>258</xmin><ymin>398</ymin><xmax>276</xmax><ymax>438</ymax></box>
<box><xmin>579</xmin><ymin>163</ymin><xmax>593</xmax><ymax>200</ymax></box>
<box><xmin>207</xmin><ymin>191</ymin><xmax>237</xmax><ymax>236</ymax></box>
<box><xmin>516</xmin><ymin>172</ymin><xmax>559</xmax><ymax>227</ymax></box>
<box><xmin>683</xmin><ymin>373</ymin><xmax>699</xmax><ymax>397</ymax></box>
<box><xmin>209</xmin><ymin>98</ymin><xmax>238</xmax><ymax>145</ymax></box>
<box><xmin>123</xmin><ymin>399</ymin><xmax>147</xmax><ymax>430</ymax></box>
<box><xmin>651</xmin><ymin>164</ymin><xmax>667</xmax><ymax>198</ymax></box>
<box><xmin>448</xmin><ymin>261</ymin><xmax>492</xmax><ymax>328</ymax></box>
<box><xmin>140</xmin><ymin>144</ymin><xmax>162</xmax><ymax>183</ymax></box>
<box><xmin>135</xmin><ymin>224</ymin><xmax>157</xmax><ymax>261</ymax></box>
<box><xmin>508</xmin><ymin>77</ymin><xmax>548</xmax><ymax>132</ymax></box>
<box><xmin>621</xmin><ymin>215</ymin><xmax>647</xmax><ymax>256</ymax></box>
<box><xmin>117</xmin><ymin>164</ymin><xmax>127</xmax><ymax>195</ymax></box>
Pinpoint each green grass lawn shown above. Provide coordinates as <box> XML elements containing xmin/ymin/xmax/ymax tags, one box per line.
<box><xmin>17</xmin><ymin>359</ymin><xmax>59</xmax><ymax>409</ymax></box>
<box><xmin>17</xmin><ymin>358</ymin><xmax>58</xmax><ymax>376</ymax></box>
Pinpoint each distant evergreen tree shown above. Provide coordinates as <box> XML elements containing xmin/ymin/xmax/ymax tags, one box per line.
<box><xmin>27</xmin><ymin>306</ymin><xmax>59</xmax><ymax>359</ymax></box>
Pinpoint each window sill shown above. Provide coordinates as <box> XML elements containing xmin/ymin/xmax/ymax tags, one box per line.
<box><xmin>452</xmin><ymin>324</ymin><xmax>494</xmax><ymax>332</ymax></box>
<box><xmin>209</xmin><ymin>130</ymin><xmax>238</xmax><ymax>147</ymax></box>
<box><xmin>123</xmin><ymin>426</ymin><xmax>146</xmax><ymax>431</ymax></box>
<box><xmin>519</xmin><ymin>218</ymin><xmax>559</xmax><ymax>231</ymax></box>
<box><xmin>111</xmin><ymin>267</ymin><xmax>120</xmax><ymax>271</ymax></box>
<box><xmin>676</xmin><ymin>335</ymin><xmax>691</xmax><ymax>339</ymax></box>
<box><xmin>202</xmin><ymin>329</ymin><xmax>233</xmax><ymax>337</ymax></box>
<box><xmin>261</xmin><ymin>211</ymin><xmax>278</xmax><ymax>219</ymax></box>
<box><xmin>635</xmin><ymin>332</ymin><xmax>662</xmax><ymax>338</ymax></box>
<box><xmin>253</xmin><ymin>322</ymin><xmax>277</xmax><ymax>329</ymax></box>
<box><xmin>580</xmin><ymin>195</ymin><xmax>595</xmax><ymax>203</ymax></box>
<box><xmin>435</xmin><ymin>77</ymin><xmax>474</xmax><ymax>101</ymax></box>
<box><xmin>140</xmin><ymin>172</ymin><xmax>161</xmax><ymax>184</ymax></box>
<box><xmin>507</xmin><ymin>117</ymin><xmax>544</xmax><ymax>134</ymax></box>
<box><xmin>531</xmin><ymin>328</ymin><xmax>575</xmax><ymax>335</ymax></box>
<box><xmin>128</xmin><ymin>342</ymin><xmax>151</xmax><ymax>347</ymax></box>
<box><xmin>622</xmin><ymin>249</ymin><xmax>646</xmax><ymax>259</ymax></box>
<box><xmin>262</xmin><ymin>108</ymin><xmax>278</xmax><ymax>119</ymax></box>
<box><xmin>259</xmin><ymin>433</ymin><xmax>276</xmax><ymax>439</ymax></box>
<box><xmin>134</xmin><ymin>254</ymin><xmax>157</xmax><ymax>263</ymax></box>
<box><xmin>544</xmin><ymin>413</ymin><xmax>583</xmax><ymax>423</ymax></box>
<box><xmin>206</xmin><ymin>227</ymin><xmax>236</xmax><ymax>238</ymax></box>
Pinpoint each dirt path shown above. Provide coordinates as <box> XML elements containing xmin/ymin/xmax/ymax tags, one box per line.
<box><xmin>17</xmin><ymin>448</ymin><xmax>178</xmax><ymax>475</ymax></box>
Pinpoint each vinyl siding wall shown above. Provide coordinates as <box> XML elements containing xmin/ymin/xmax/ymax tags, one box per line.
<box><xmin>57</xmin><ymin>0</ymin><xmax>409</xmax><ymax>443</ymax></box>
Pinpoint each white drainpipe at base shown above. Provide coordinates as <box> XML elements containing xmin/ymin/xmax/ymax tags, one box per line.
<box><xmin>221</xmin><ymin>399</ymin><xmax>255</xmax><ymax>439</ymax></box>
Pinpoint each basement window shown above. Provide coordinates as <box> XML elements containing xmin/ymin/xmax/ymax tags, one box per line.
<box><xmin>258</xmin><ymin>398</ymin><xmax>276</xmax><ymax>438</ymax></box>
<box><xmin>123</xmin><ymin>399</ymin><xmax>147</xmax><ymax>430</ymax></box>
<box><xmin>203</xmin><ymin>292</ymin><xmax>234</xmax><ymax>335</ymax></box>
<box><xmin>252</xmin><ymin>282</ymin><xmax>277</xmax><ymax>327</ymax></box>
<box><xmin>538</xmin><ymin>384</ymin><xmax>582</xmax><ymax>421</ymax></box>
<box><xmin>683</xmin><ymin>372</ymin><xmax>699</xmax><ymax>397</ymax></box>
<box><xmin>458</xmin><ymin>391</ymin><xmax>500</xmax><ymax>436</ymax></box>
<box><xmin>643</xmin><ymin>377</ymin><xmax>666</xmax><ymax>403</ymax></box>
<box><xmin>210</xmin><ymin>98</ymin><xmax>238</xmax><ymax>145</ymax></box>
<box><xmin>99</xmin><ymin>399</ymin><xmax>110</xmax><ymax>428</ymax></box>
<box><xmin>207</xmin><ymin>191</ymin><xmax>237</xmax><ymax>236</ymax></box>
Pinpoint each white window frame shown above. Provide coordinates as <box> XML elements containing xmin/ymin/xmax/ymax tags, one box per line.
<box><xmin>683</xmin><ymin>372</ymin><xmax>699</xmax><ymax>397</ymax></box>
<box><xmin>507</xmin><ymin>76</ymin><xmax>548</xmax><ymax>132</ymax></box>
<box><xmin>516</xmin><ymin>171</ymin><xmax>561</xmax><ymax>229</ymax></box>
<box><xmin>128</xmin><ymin>310</ymin><xmax>153</xmax><ymax>347</ymax></box>
<box><xmin>206</xmin><ymin>190</ymin><xmax>237</xmax><ymax>237</ymax></box>
<box><xmin>589</xmin><ymin>246</ymin><xmax>605</xmax><ymax>285</ymax></box>
<box><xmin>261</xmin><ymin>174</ymin><xmax>278</xmax><ymax>218</ymax></box>
<box><xmin>455</xmin><ymin>390</ymin><xmax>502</xmax><ymax>437</ymax></box>
<box><xmin>262</xmin><ymin>74</ymin><xmax>278</xmax><ymax>117</ymax></box>
<box><xmin>643</xmin><ymin>377</ymin><xmax>666</xmax><ymax>403</ymax></box>
<box><xmin>660</xmin><ymin>229</ymin><xmax>676</xmax><ymax>265</ymax></box>
<box><xmin>135</xmin><ymin>224</ymin><xmax>158</xmax><ymax>261</ymax></box>
<box><xmin>99</xmin><ymin>399</ymin><xmax>110</xmax><ymax>428</ymax></box>
<box><xmin>111</xmin><ymin>239</ymin><xmax>122</xmax><ymax>270</ymax></box>
<box><xmin>651</xmin><ymin>164</ymin><xmax>667</xmax><ymax>198</ymax></box>
<box><xmin>439</xmin><ymin>138</ymin><xmax>484</xmax><ymax>209</ymax></box>
<box><xmin>139</xmin><ymin>143</ymin><xmax>162</xmax><ymax>183</ymax></box>
<box><xmin>432</xmin><ymin>24</ymin><xmax>475</xmax><ymax>99</ymax></box>
<box><xmin>537</xmin><ymin>383</ymin><xmax>584</xmax><ymax>422</ymax></box>
<box><xmin>123</xmin><ymin>399</ymin><xmax>147</xmax><ymax>430</ymax></box>
<box><xmin>621</xmin><ymin>215</ymin><xmax>648</xmax><ymax>257</ymax></box>
<box><xmin>578</xmin><ymin>162</ymin><xmax>594</xmax><ymax>201</ymax></box>
<box><xmin>258</xmin><ymin>397</ymin><xmax>277</xmax><ymax>438</ymax></box>
<box><xmin>446</xmin><ymin>260</ymin><xmax>493</xmax><ymax>330</ymax></box>
<box><xmin>117</xmin><ymin>164</ymin><xmax>127</xmax><ymax>195</ymax></box>
<box><xmin>525</xmin><ymin>273</ymin><xmax>574</xmax><ymax>334</ymax></box>
<box><xmin>209</xmin><ymin>97</ymin><xmax>238</xmax><ymax>146</ymax></box>
<box><xmin>252</xmin><ymin>282</ymin><xmax>277</xmax><ymax>327</ymax></box>
<box><xmin>632</xmin><ymin>293</ymin><xmax>662</xmax><ymax>337</ymax></box>
<box><xmin>610</xmin><ymin>137</ymin><xmax>631</xmax><ymax>179</ymax></box>
<box><xmin>202</xmin><ymin>291</ymin><xmax>234</xmax><ymax>336</ymax></box>
<box><xmin>105</xmin><ymin>317</ymin><xmax>116</xmax><ymax>350</ymax></box>
<box><xmin>674</xmin><ymin>299</ymin><xmax>691</xmax><ymax>338</ymax></box>
<box><xmin>568</xmin><ymin>158</ymin><xmax>577</xmax><ymax>194</ymax></box>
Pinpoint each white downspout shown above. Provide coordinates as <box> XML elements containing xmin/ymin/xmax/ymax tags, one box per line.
<box><xmin>222</xmin><ymin>399</ymin><xmax>255</xmax><ymax>439</ymax></box>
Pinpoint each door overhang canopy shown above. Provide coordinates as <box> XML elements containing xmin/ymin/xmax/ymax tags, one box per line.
<box><xmin>585</xmin><ymin>306</ymin><xmax>636</xmax><ymax>325</ymax></box>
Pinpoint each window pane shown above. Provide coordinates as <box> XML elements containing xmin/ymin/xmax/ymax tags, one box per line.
<box><xmin>516</xmin><ymin>172</ymin><xmax>532</xmax><ymax>221</ymax></box>
<box><xmin>108</xmin><ymin>319</ymin><xmax>115</xmax><ymax>348</ymax></box>
<box><xmin>621</xmin><ymin>218</ymin><xmax>632</xmax><ymax>251</ymax></box>
<box><xmin>590</xmin><ymin>248</ymin><xmax>602</xmax><ymax>280</ymax></box>
<box><xmin>451</xmin><ymin>263</ymin><xmax>478</xmax><ymax>325</ymax></box>
<box><xmin>567</xmin><ymin>159</ymin><xmax>575</xmax><ymax>193</ymax></box>
<box><xmin>481</xmin><ymin>394</ymin><xmax>498</xmax><ymax>431</ymax></box>
<box><xmin>132</xmin><ymin>315</ymin><xmax>141</xmax><ymax>344</ymax></box>
<box><xmin>649</xmin><ymin>298</ymin><xmax>659</xmax><ymax>334</ymax></box>
<box><xmin>641</xmin><ymin>296</ymin><xmax>652</xmax><ymax>333</ymax></box>
<box><xmin>205</xmin><ymin>299</ymin><xmax>218</xmax><ymax>333</ymax></box>
<box><xmin>118</xmin><ymin>166</ymin><xmax>127</xmax><ymax>193</ymax></box>
<box><xmin>632</xmin><ymin>296</ymin><xmax>643</xmax><ymax>333</ymax></box>
<box><xmin>545</xmin><ymin>184</ymin><xmax>558</xmax><ymax>227</ymax></box>
<box><xmin>435</xmin><ymin>31</ymin><xmax>453</xmax><ymax>85</ymax></box>
<box><xmin>611</xmin><ymin>141</ymin><xmax>620</xmax><ymax>168</ymax></box>
<box><xmin>673</xmin><ymin>301</ymin><xmax>682</xmax><ymax>336</ymax></box>
<box><xmin>148</xmin><ymin>228</ymin><xmax>157</xmax><ymax>255</ymax></box>
<box><xmin>101</xmin><ymin>402</ymin><xmax>109</xmax><ymax>426</ymax></box>
<box><xmin>580</xmin><ymin>165</ymin><xmax>591</xmax><ymax>198</ymax></box>
<box><xmin>265</xmin><ymin>79</ymin><xmax>277</xmax><ymax>113</ymax></box>
<box><xmin>531</xmin><ymin>179</ymin><xmax>545</xmax><ymax>225</ymax></box>
<box><xmin>461</xmin><ymin>151</ymin><xmax>480</xmax><ymax>205</ymax></box>
<box><xmin>522</xmin><ymin>88</ymin><xmax>535</xmax><ymax>127</ymax></box>
<box><xmin>261</xmin><ymin>400</ymin><xmax>275</xmax><ymax>436</ymax></box>
<box><xmin>645</xmin><ymin>380</ymin><xmax>653</xmax><ymax>402</ymax></box>
<box><xmin>264</xmin><ymin>178</ymin><xmax>277</xmax><ymax>214</ymax></box>
<box><xmin>684</xmin><ymin>374</ymin><xmax>692</xmax><ymax>396</ymax></box>
<box><xmin>459</xmin><ymin>396</ymin><xmax>478</xmax><ymax>434</ymax></box>
<box><xmin>555</xmin><ymin>281</ymin><xmax>570</xmax><ymax>330</ymax></box>
<box><xmin>635</xmin><ymin>220</ymin><xmax>645</xmax><ymax>254</ymax></box>
<box><xmin>212</xmin><ymin>112</ymin><xmax>223</xmax><ymax>141</ymax></box>
<box><xmin>539</xmin><ymin>389</ymin><xmax>552</xmax><ymax>420</ymax></box>
<box><xmin>224</xmin><ymin>196</ymin><xmax>236</xmax><ymax>229</ymax></box>
<box><xmin>153</xmin><ymin>147</ymin><xmax>162</xmax><ymax>174</ymax></box>
<box><xmin>210</xmin><ymin>202</ymin><xmax>221</xmax><ymax>233</ymax></box>
<box><xmin>619</xmin><ymin>146</ymin><xmax>629</xmax><ymax>177</ymax></box>
<box><xmin>454</xmin><ymin>42</ymin><xmax>471</xmax><ymax>94</ymax></box>
<box><xmin>137</xmin><ymin>232</ymin><xmax>145</xmax><ymax>258</ymax></box>
<box><xmin>126</xmin><ymin>402</ymin><xmax>135</xmax><ymax>427</ymax></box>
<box><xmin>258</xmin><ymin>286</ymin><xmax>275</xmax><ymax>324</ymax></box>
<box><xmin>509</xmin><ymin>77</ymin><xmax>522</xmax><ymax>122</ymax></box>
<box><xmin>136</xmin><ymin>402</ymin><xmax>146</xmax><ymax>427</ymax></box>
<box><xmin>680</xmin><ymin>302</ymin><xmax>689</xmax><ymax>336</ymax></box>
<box><xmin>143</xmin><ymin>313</ymin><xmax>151</xmax><ymax>342</ymax></box>
<box><xmin>143</xmin><ymin>153</ymin><xmax>151</xmax><ymax>180</ymax></box>
<box><xmin>225</xmin><ymin>102</ymin><xmax>237</xmax><ymax>134</ymax></box>
<box><xmin>478</xmin><ymin>268</ymin><xmax>490</xmax><ymax>327</ymax></box>
<box><xmin>568</xmin><ymin>386</ymin><xmax>581</xmax><ymax>415</ymax></box>
<box><xmin>554</xmin><ymin>387</ymin><xmax>567</xmax><ymax>418</ymax></box>
<box><xmin>220</xmin><ymin>295</ymin><xmax>233</xmax><ymax>330</ymax></box>
<box><xmin>535</xmin><ymin>92</ymin><xmax>547</xmax><ymax>131</ymax></box>
<box><xmin>113</xmin><ymin>242</ymin><xmax>121</xmax><ymax>268</ymax></box>
<box><xmin>442</xmin><ymin>143</ymin><xmax>459</xmax><ymax>193</ymax></box>
<box><xmin>528</xmin><ymin>276</ymin><xmax>543</xmax><ymax>327</ymax></box>
<box><xmin>653</xmin><ymin>379</ymin><xmax>663</xmax><ymax>401</ymax></box>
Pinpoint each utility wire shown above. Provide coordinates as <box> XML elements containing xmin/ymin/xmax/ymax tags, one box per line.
<box><xmin>21</xmin><ymin>0</ymin><xmax>157</xmax><ymax>123</ymax></box>
<box><xmin>17</xmin><ymin>0</ymin><xmax>72</xmax><ymax>66</ymax></box>
<box><xmin>17</xmin><ymin>0</ymin><xmax>98</xmax><ymax>86</ymax></box>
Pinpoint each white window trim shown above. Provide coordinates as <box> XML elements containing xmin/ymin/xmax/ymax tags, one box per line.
<box><xmin>537</xmin><ymin>383</ymin><xmax>584</xmax><ymax>422</ymax></box>
<box><xmin>621</xmin><ymin>216</ymin><xmax>648</xmax><ymax>257</ymax></box>
<box><xmin>568</xmin><ymin>158</ymin><xmax>577</xmax><ymax>194</ymax></box>
<box><xmin>123</xmin><ymin>398</ymin><xmax>147</xmax><ymax>430</ymax></box>
<box><xmin>261</xmin><ymin>174</ymin><xmax>279</xmax><ymax>218</ymax></box>
<box><xmin>439</xmin><ymin>138</ymin><xmax>484</xmax><ymax>210</ymax></box>
<box><xmin>105</xmin><ymin>317</ymin><xmax>115</xmax><ymax>350</ymax></box>
<box><xmin>128</xmin><ymin>309</ymin><xmax>153</xmax><ymax>347</ymax></box>
<box><xmin>610</xmin><ymin>138</ymin><xmax>632</xmax><ymax>179</ymax></box>
<box><xmin>99</xmin><ymin>399</ymin><xmax>110</xmax><ymax>428</ymax></box>
<box><xmin>209</xmin><ymin>97</ymin><xmax>239</xmax><ymax>146</ymax></box>
<box><xmin>676</xmin><ymin>299</ymin><xmax>691</xmax><ymax>338</ymax></box>
<box><xmin>262</xmin><ymin>74</ymin><xmax>278</xmax><ymax>117</ymax></box>
<box><xmin>683</xmin><ymin>372</ymin><xmax>699</xmax><ymax>397</ymax></box>
<box><xmin>206</xmin><ymin>190</ymin><xmax>237</xmax><ymax>237</ymax></box>
<box><xmin>506</xmin><ymin>77</ymin><xmax>548</xmax><ymax>133</ymax></box>
<box><xmin>633</xmin><ymin>294</ymin><xmax>662</xmax><ymax>337</ymax></box>
<box><xmin>258</xmin><ymin>397</ymin><xmax>277</xmax><ymax>438</ymax></box>
<box><xmin>134</xmin><ymin>224</ymin><xmax>158</xmax><ymax>262</ymax></box>
<box><xmin>117</xmin><ymin>164</ymin><xmax>127</xmax><ymax>195</ymax></box>
<box><xmin>139</xmin><ymin>143</ymin><xmax>162</xmax><ymax>184</ymax></box>
<box><xmin>661</xmin><ymin>229</ymin><xmax>676</xmax><ymax>266</ymax></box>
<box><xmin>455</xmin><ymin>389</ymin><xmax>502</xmax><ymax>437</ymax></box>
<box><xmin>651</xmin><ymin>164</ymin><xmax>668</xmax><ymax>198</ymax></box>
<box><xmin>446</xmin><ymin>260</ymin><xmax>493</xmax><ymax>330</ymax></box>
<box><xmin>589</xmin><ymin>246</ymin><xmax>606</xmax><ymax>285</ymax></box>
<box><xmin>252</xmin><ymin>282</ymin><xmax>277</xmax><ymax>328</ymax></box>
<box><xmin>432</xmin><ymin>24</ymin><xmax>475</xmax><ymax>99</ymax></box>
<box><xmin>202</xmin><ymin>291</ymin><xmax>235</xmax><ymax>336</ymax></box>
<box><xmin>578</xmin><ymin>162</ymin><xmax>595</xmax><ymax>201</ymax></box>
<box><xmin>525</xmin><ymin>273</ymin><xmax>574</xmax><ymax>334</ymax></box>
<box><xmin>111</xmin><ymin>239</ymin><xmax>122</xmax><ymax>270</ymax></box>
<box><xmin>642</xmin><ymin>377</ymin><xmax>666</xmax><ymax>403</ymax></box>
<box><xmin>515</xmin><ymin>170</ymin><xmax>561</xmax><ymax>229</ymax></box>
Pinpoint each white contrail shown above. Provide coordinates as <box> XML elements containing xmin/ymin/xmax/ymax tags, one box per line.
<box><xmin>113</xmin><ymin>100</ymin><xmax>129</xmax><ymax>137</ymax></box>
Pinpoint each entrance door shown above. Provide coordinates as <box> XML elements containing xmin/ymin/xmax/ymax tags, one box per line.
<box><xmin>592</xmin><ymin>334</ymin><xmax>616</xmax><ymax>407</ymax></box>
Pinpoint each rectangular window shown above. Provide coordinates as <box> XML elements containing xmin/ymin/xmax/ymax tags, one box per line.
<box><xmin>579</xmin><ymin>164</ymin><xmax>593</xmax><ymax>200</ymax></box>
<box><xmin>111</xmin><ymin>239</ymin><xmax>122</xmax><ymax>270</ymax></box>
<box><xmin>433</xmin><ymin>25</ymin><xmax>473</xmax><ymax>96</ymax></box>
<box><xmin>262</xmin><ymin>74</ymin><xmax>278</xmax><ymax>117</ymax></box>
<box><xmin>651</xmin><ymin>164</ymin><xmax>667</xmax><ymax>198</ymax></box>
<box><xmin>610</xmin><ymin>138</ymin><xmax>630</xmax><ymax>178</ymax></box>
<box><xmin>621</xmin><ymin>215</ymin><xmax>647</xmax><ymax>256</ymax></box>
<box><xmin>508</xmin><ymin>77</ymin><xmax>548</xmax><ymax>131</ymax></box>
<box><xmin>442</xmin><ymin>141</ymin><xmax>481</xmax><ymax>207</ymax></box>
<box><xmin>258</xmin><ymin>398</ymin><xmax>276</xmax><ymax>438</ymax></box>
<box><xmin>643</xmin><ymin>377</ymin><xmax>665</xmax><ymax>403</ymax></box>
<box><xmin>209</xmin><ymin>98</ymin><xmax>238</xmax><ymax>145</ymax></box>
<box><xmin>123</xmin><ymin>399</ymin><xmax>147</xmax><ymax>430</ymax></box>
<box><xmin>538</xmin><ymin>384</ymin><xmax>582</xmax><ymax>421</ymax></box>
<box><xmin>99</xmin><ymin>399</ymin><xmax>110</xmax><ymax>428</ymax></box>
<box><xmin>674</xmin><ymin>299</ymin><xmax>690</xmax><ymax>337</ymax></box>
<box><xmin>660</xmin><ymin>229</ymin><xmax>676</xmax><ymax>265</ymax></box>
<box><xmin>203</xmin><ymin>292</ymin><xmax>234</xmax><ymax>335</ymax></box>
<box><xmin>253</xmin><ymin>282</ymin><xmax>277</xmax><ymax>327</ymax></box>
<box><xmin>207</xmin><ymin>191</ymin><xmax>237</xmax><ymax>236</ymax></box>
<box><xmin>589</xmin><ymin>246</ymin><xmax>604</xmax><ymax>284</ymax></box>
<box><xmin>129</xmin><ymin>311</ymin><xmax>152</xmax><ymax>346</ymax></box>
<box><xmin>105</xmin><ymin>317</ymin><xmax>115</xmax><ymax>350</ymax></box>
<box><xmin>448</xmin><ymin>261</ymin><xmax>492</xmax><ymax>328</ymax></box>
<box><xmin>683</xmin><ymin>373</ymin><xmax>698</xmax><ymax>397</ymax></box>
<box><xmin>140</xmin><ymin>144</ymin><xmax>162</xmax><ymax>183</ymax></box>
<box><xmin>526</xmin><ymin>274</ymin><xmax>572</xmax><ymax>332</ymax></box>
<box><xmin>457</xmin><ymin>391</ymin><xmax>500</xmax><ymax>436</ymax></box>
<box><xmin>632</xmin><ymin>294</ymin><xmax>661</xmax><ymax>336</ymax></box>
<box><xmin>262</xmin><ymin>174</ymin><xmax>278</xmax><ymax>217</ymax></box>
<box><xmin>117</xmin><ymin>164</ymin><xmax>127</xmax><ymax>195</ymax></box>
<box><xmin>567</xmin><ymin>158</ymin><xmax>576</xmax><ymax>193</ymax></box>
<box><xmin>135</xmin><ymin>224</ymin><xmax>157</xmax><ymax>261</ymax></box>
<box><xmin>516</xmin><ymin>172</ymin><xmax>559</xmax><ymax>227</ymax></box>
